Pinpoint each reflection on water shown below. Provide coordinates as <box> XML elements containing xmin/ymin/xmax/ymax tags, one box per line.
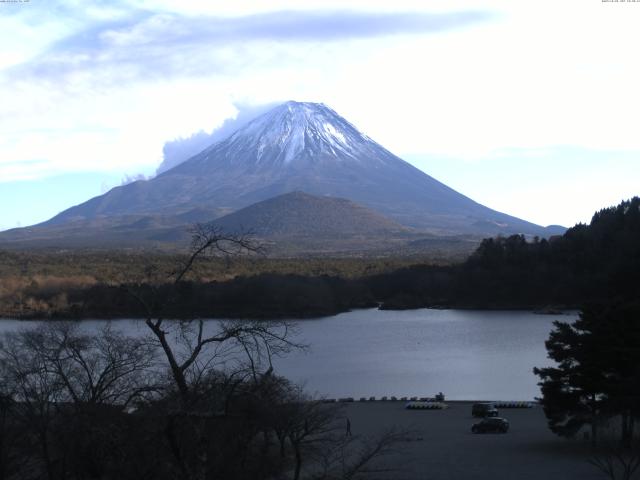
<box><xmin>0</xmin><ymin>309</ymin><xmax>575</xmax><ymax>400</ymax></box>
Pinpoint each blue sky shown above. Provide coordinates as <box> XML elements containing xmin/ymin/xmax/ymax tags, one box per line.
<box><xmin>1</xmin><ymin>0</ymin><xmax>639</xmax><ymax>231</ymax></box>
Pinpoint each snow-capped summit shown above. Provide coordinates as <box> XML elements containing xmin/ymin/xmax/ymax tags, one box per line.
<box><xmin>226</xmin><ymin>101</ymin><xmax>367</xmax><ymax>164</ymax></box>
<box><xmin>170</xmin><ymin>101</ymin><xmax>396</xmax><ymax>174</ymax></box>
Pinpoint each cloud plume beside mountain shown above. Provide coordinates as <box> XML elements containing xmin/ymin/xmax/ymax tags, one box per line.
<box><xmin>156</xmin><ymin>102</ymin><xmax>278</xmax><ymax>174</ymax></box>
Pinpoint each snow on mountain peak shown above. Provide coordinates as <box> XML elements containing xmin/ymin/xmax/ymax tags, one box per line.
<box><xmin>211</xmin><ymin>101</ymin><xmax>382</xmax><ymax>167</ymax></box>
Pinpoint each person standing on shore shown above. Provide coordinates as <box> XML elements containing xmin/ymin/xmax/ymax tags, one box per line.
<box><xmin>346</xmin><ymin>417</ymin><xmax>352</xmax><ymax>436</ymax></box>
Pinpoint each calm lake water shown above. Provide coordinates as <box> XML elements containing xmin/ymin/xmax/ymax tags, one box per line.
<box><xmin>0</xmin><ymin>309</ymin><xmax>575</xmax><ymax>401</ymax></box>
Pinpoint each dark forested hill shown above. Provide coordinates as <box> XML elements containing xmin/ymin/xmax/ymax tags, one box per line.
<box><xmin>370</xmin><ymin>197</ymin><xmax>640</xmax><ymax>309</ymax></box>
<box><xmin>211</xmin><ymin>191</ymin><xmax>408</xmax><ymax>237</ymax></box>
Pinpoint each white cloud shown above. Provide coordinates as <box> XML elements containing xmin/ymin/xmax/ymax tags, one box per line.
<box><xmin>327</xmin><ymin>1</ymin><xmax>640</xmax><ymax>158</ymax></box>
<box><xmin>1</xmin><ymin>6</ymin><xmax>494</xmax><ymax>181</ymax></box>
<box><xmin>0</xmin><ymin>78</ymin><xmax>239</xmax><ymax>181</ymax></box>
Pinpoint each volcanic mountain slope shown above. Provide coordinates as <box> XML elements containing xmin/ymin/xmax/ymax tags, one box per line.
<box><xmin>2</xmin><ymin>190</ymin><xmax>405</xmax><ymax>247</ymax></box>
<box><xmin>38</xmin><ymin>101</ymin><xmax>562</xmax><ymax>238</ymax></box>
<box><xmin>1</xmin><ymin>192</ymin><xmax>470</xmax><ymax>256</ymax></box>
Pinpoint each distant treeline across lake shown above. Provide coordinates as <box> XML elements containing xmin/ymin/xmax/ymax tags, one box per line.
<box><xmin>0</xmin><ymin>197</ymin><xmax>638</xmax><ymax>320</ymax></box>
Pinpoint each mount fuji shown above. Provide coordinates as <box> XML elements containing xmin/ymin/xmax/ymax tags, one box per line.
<box><xmin>1</xmin><ymin>101</ymin><xmax>563</xmax><ymax>250</ymax></box>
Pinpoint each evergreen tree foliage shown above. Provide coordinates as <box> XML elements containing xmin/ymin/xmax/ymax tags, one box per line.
<box><xmin>534</xmin><ymin>302</ymin><xmax>640</xmax><ymax>444</ymax></box>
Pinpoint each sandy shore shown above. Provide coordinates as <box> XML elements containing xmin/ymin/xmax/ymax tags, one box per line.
<box><xmin>339</xmin><ymin>401</ymin><xmax>601</xmax><ymax>480</ymax></box>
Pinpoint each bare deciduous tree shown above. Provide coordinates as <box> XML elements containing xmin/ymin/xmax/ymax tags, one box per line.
<box><xmin>0</xmin><ymin>321</ymin><xmax>157</xmax><ymax>480</ymax></box>
<box><xmin>127</xmin><ymin>223</ymin><xmax>303</xmax><ymax>405</ymax></box>
<box><xmin>23</xmin><ymin>322</ymin><xmax>157</xmax><ymax>407</ymax></box>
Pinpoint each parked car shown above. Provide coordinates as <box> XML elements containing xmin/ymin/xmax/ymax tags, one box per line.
<box><xmin>471</xmin><ymin>402</ymin><xmax>499</xmax><ymax>418</ymax></box>
<box><xmin>471</xmin><ymin>417</ymin><xmax>509</xmax><ymax>434</ymax></box>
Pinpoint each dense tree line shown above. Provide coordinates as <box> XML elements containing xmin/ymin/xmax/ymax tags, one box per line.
<box><xmin>530</xmin><ymin>199</ymin><xmax>640</xmax><ymax>478</ymax></box>
<box><xmin>371</xmin><ymin>196</ymin><xmax>640</xmax><ymax>309</ymax></box>
<box><xmin>71</xmin><ymin>274</ymin><xmax>376</xmax><ymax>320</ymax></box>
<box><xmin>4</xmin><ymin>197</ymin><xmax>640</xmax><ymax>319</ymax></box>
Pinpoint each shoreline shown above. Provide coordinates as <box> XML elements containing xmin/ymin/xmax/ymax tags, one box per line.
<box><xmin>322</xmin><ymin>398</ymin><xmax>539</xmax><ymax>405</ymax></box>
<box><xmin>0</xmin><ymin>305</ymin><xmax>579</xmax><ymax>322</ymax></box>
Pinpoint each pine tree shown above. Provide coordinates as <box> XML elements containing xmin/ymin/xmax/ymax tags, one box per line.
<box><xmin>534</xmin><ymin>302</ymin><xmax>640</xmax><ymax>445</ymax></box>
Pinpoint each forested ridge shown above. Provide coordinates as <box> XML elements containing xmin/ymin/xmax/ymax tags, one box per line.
<box><xmin>531</xmin><ymin>199</ymin><xmax>640</xmax><ymax>463</ymax></box>
<box><xmin>1</xmin><ymin>197</ymin><xmax>639</xmax><ymax>319</ymax></box>
<box><xmin>372</xmin><ymin>196</ymin><xmax>640</xmax><ymax>310</ymax></box>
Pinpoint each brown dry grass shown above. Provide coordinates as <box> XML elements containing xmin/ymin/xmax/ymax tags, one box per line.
<box><xmin>0</xmin><ymin>249</ymin><xmax>462</xmax><ymax>318</ymax></box>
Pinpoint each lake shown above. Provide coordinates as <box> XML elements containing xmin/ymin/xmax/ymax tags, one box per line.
<box><xmin>0</xmin><ymin>308</ymin><xmax>575</xmax><ymax>401</ymax></box>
